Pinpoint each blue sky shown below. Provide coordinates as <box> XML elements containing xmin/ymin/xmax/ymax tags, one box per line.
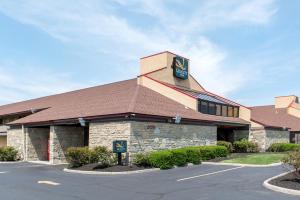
<box><xmin>0</xmin><ymin>0</ymin><xmax>299</xmax><ymax>106</ymax></box>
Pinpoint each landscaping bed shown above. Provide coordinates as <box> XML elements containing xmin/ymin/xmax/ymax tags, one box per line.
<box><xmin>269</xmin><ymin>172</ymin><xmax>300</xmax><ymax>191</ymax></box>
<box><xmin>74</xmin><ymin>163</ymin><xmax>150</xmax><ymax>172</ymax></box>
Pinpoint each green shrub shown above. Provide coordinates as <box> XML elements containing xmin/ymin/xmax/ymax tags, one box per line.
<box><xmin>267</xmin><ymin>143</ymin><xmax>300</xmax><ymax>152</ymax></box>
<box><xmin>149</xmin><ymin>150</ymin><xmax>174</xmax><ymax>170</ymax></box>
<box><xmin>91</xmin><ymin>146</ymin><xmax>114</xmax><ymax>167</ymax></box>
<box><xmin>66</xmin><ymin>147</ymin><xmax>91</xmax><ymax>168</ymax></box>
<box><xmin>181</xmin><ymin>147</ymin><xmax>201</xmax><ymax>165</ymax></box>
<box><xmin>133</xmin><ymin>153</ymin><xmax>151</xmax><ymax>167</ymax></box>
<box><xmin>0</xmin><ymin>147</ymin><xmax>18</xmax><ymax>161</ymax></box>
<box><xmin>233</xmin><ymin>139</ymin><xmax>259</xmax><ymax>153</ymax></box>
<box><xmin>66</xmin><ymin>146</ymin><xmax>114</xmax><ymax>168</ymax></box>
<box><xmin>217</xmin><ymin>141</ymin><xmax>233</xmax><ymax>153</ymax></box>
<box><xmin>282</xmin><ymin>150</ymin><xmax>300</xmax><ymax>175</ymax></box>
<box><xmin>171</xmin><ymin>149</ymin><xmax>187</xmax><ymax>167</ymax></box>
<box><xmin>198</xmin><ymin>146</ymin><xmax>229</xmax><ymax>160</ymax></box>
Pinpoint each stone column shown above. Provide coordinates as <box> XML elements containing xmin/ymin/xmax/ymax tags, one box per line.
<box><xmin>49</xmin><ymin>126</ymin><xmax>84</xmax><ymax>164</ymax></box>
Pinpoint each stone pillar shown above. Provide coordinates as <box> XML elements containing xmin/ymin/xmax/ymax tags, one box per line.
<box><xmin>7</xmin><ymin>126</ymin><xmax>25</xmax><ymax>159</ymax></box>
<box><xmin>50</xmin><ymin>126</ymin><xmax>84</xmax><ymax>164</ymax></box>
<box><xmin>25</xmin><ymin>127</ymin><xmax>50</xmax><ymax>161</ymax></box>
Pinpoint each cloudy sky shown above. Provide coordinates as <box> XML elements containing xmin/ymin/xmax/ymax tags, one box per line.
<box><xmin>0</xmin><ymin>0</ymin><xmax>299</xmax><ymax>106</ymax></box>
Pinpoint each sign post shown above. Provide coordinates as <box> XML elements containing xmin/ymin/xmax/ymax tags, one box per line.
<box><xmin>113</xmin><ymin>140</ymin><xmax>127</xmax><ymax>165</ymax></box>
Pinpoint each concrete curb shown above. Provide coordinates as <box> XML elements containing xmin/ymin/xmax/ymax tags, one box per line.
<box><xmin>263</xmin><ymin>171</ymin><xmax>300</xmax><ymax>196</ymax></box>
<box><xmin>63</xmin><ymin>168</ymin><xmax>160</xmax><ymax>175</ymax></box>
<box><xmin>27</xmin><ymin>161</ymin><xmax>67</xmax><ymax>166</ymax></box>
<box><xmin>202</xmin><ymin>162</ymin><xmax>282</xmax><ymax>168</ymax></box>
<box><xmin>0</xmin><ymin>161</ymin><xmax>23</xmax><ymax>164</ymax></box>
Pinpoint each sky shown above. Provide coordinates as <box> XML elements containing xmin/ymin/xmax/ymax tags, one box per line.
<box><xmin>0</xmin><ymin>0</ymin><xmax>299</xmax><ymax>106</ymax></box>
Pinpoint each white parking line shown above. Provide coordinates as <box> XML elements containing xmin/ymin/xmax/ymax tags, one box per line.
<box><xmin>177</xmin><ymin>166</ymin><xmax>244</xmax><ymax>182</ymax></box>
<box><xmin>38</xmin><ymin>181</ymin><xmax>61</xmax><ymax>186</ymax></box>
<box><xmin>0</xmin><ymin>171</ymin><xmax>7</xmax><ymax>174</ymax></box>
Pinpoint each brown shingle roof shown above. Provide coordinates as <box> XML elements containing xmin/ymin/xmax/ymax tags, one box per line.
<box><xmin>251</xmin><ymin>105</ymin><xmax>300</xmax><ymax>132</ymax></box>
<box><xmin>2</xmin><ymin>79</ymin><xmax>249</xmax><ymax>125</ymax></box>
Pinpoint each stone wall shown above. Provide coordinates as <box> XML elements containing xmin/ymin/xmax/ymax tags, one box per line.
<box><xmin>89</xmin><ymin>122</ymin><xmax>131</xmax><ymax>149</ymax></box>
<box><xmin>233</xmin><ymin>130</ymin><xmax>249</xmax><ymax>141</ymax></box>
<box><xmin>249</xmin><ymin>128</ymin><xmax>290</xmax><ymax>151</ymax></box>
<box><xmin>50</xmin><ymin>126</ymin><xmax>84</xmax><ymax>164</ymax></box>
<box><xmin>130</xmin><ymin>121</ymin><xmax>217</xmax><ymax>153</ymax></box>
<box><xmin>25</xmin><ymin>127</ymin><xmax>49</xmax><ymax>161</ymax></box>
<box><xmin>89</xmin><ymin>121</ymin><xmax>217</xmax><ymax>159</ymax></box>
<box><xmin>265</xmin><ymin>129</ymin><xmax>289</xmax><ymax>149</ymax></box>
<box><xmin>7</xmin><ymin>127</ymin><xmax>24</xmax><ymax>159</ymax></box>
<box><xmin>0</xmin><ymin>136</ymin><xmax>6</xmax><ymax>147</ymax></box>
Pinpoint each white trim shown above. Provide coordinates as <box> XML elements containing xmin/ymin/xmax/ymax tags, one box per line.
<box><xmin>63</xmin><ymin>168</ymin><xmax>160</xmax><ymax>175</ymax></box>
<box><xmin>203</xmin><ymin>162</ymin><xmax>282</xmax><ymax>168</ymax></box>
<box><xmin>263</xmin><ymin>171</ymin><xmax>300</xmax><ymax>196</ymax></box>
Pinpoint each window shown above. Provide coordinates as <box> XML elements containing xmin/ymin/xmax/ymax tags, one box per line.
<box><xmin>216</xmin><ymin>104</ymin><xmax>221</xmax><ymax>116</ymax></box>
<box><xmin>234</xmin><ymin>107</ymin><xmax>239</xmax><ymax>118</ymax></box>
<box><xmin>0</xmin><ymin>119</ymin><xmax>3</xmax><ymax>125</ymax></box>
<box><xmin>228</xmin><ymin>106</ymin><xmax>233</xmax><ymax>117</ymax></box>
<box><xmin>200</xmin><ymin>101</ymin><xmax>208</xmax><ymax>114</ymax></box>
<box><xmin>208</xmin><ymin>102</ymin><xmax>216</xmax><ymax>115</ymax></box>
<box><xmin>222</xmin><ymin>105</ymin><xmax>227</xmax><ymax>117</ymax></box>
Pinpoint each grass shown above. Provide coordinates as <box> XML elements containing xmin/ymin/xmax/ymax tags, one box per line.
<box><xmin>221</xmin><ymin>153</ymin><xmax>286</xmax><ymax>165</ymax></box>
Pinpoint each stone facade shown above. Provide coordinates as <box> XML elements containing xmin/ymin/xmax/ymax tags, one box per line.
<box><xmin>7</xmin><ymin>127</ymin><xmax>24</xmax><ymax>159</ymax></box>
<box><xmin>50</xmin><ymin>126</ymin><xmax>84</xmax><ymax>164</ymax></box>
<box><xmin>25</xmin><ymin>127</ymin><xmax>49</xmax><ymax>161</ymax></box>
<box><xmin>265</xmin><ymin>129</ymin><xmax>289</xmax><ymax>149</ymax></box>
<box><xmin>130</xmin><ymin>121</ymin><xmax>217</xmax><ymax>153</ymax></box>
<box><xmin>249</xmin><ymin>128</ymin><xmax>289</xmax><ymax>151</ymax></box>
<box><xmin>233</xmin><ymin>130</ymin><xmax>250</xmax><ymax>141</ymax></box>
<box><xmin>89</xmin><ymin>121</ymin><xmax>217</xmax><ymax>159</ymax></box>
<box><xmin>0</xmin><ymin>136</ymin><xmax>6</xmax><ymax>147</ymax></box>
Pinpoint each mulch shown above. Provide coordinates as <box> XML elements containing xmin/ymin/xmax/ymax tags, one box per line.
<box><xmin>73</xmin><ymin>163</ymin><xmax>151</xmax><ymax>172</ymax></box>
<box><xmin>269</xmin><ymin>172</ymin><xmax>300</xmax><ymax>191</ymax></box>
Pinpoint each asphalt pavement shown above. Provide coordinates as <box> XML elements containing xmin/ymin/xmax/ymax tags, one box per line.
<box><xmin>0</xmin><ymin>162</ymin><xmax>298</xmax><ymax>200</ymax></box>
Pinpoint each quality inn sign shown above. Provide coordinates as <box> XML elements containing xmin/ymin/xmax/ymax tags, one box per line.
<box><xmin>172</xmin><ymin>56</ymin><xmax>188</xmax><ymax>80</ymax></box>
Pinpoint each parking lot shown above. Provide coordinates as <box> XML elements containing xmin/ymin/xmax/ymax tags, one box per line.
<box><xmin>0</xmin><ymin>162</ymin><xmax>298</xmax><ymax>200</ymax></box>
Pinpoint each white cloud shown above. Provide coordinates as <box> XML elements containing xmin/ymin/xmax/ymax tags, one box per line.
<box><xmin>0</xmin><ymin>63</ymin><xmax>85</xmax><ymax>105</ymax></box>
<box><xmin>0</xmin><ymin>0</ymin><xmax>277</xmax><ymax>100</ymax></box>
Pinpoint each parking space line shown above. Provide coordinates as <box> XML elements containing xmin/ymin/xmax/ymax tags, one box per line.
<box><xmin>38</xmin><ymin>181</ymin><xmax>61</xmax><ymax>186</ymax></box>
<box><xmin>0</xmin><ymin>171</ymin><xmax>7</xmax><ymax>174</ymax></box>
<box><xmin>177</xmin><ymin>166</ymin><xmax>244</xmax><ymax>182</ymax></box>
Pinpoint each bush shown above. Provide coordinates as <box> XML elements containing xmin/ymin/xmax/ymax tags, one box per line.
<box><xmin>217</xmin><ymin>141</ymin><xmax>233</xmax><ymax>153</ymax></box>
<box><xmin>282</xmin><ymin>150</ymin><xmax>300</xmax><ymax>175</ymax></box>
<box><xmin>66</xmin><ymin>146</ymin><xmax>114</xmax><ymax>168</ymax></box>
<box><xmin>171</xmin><ymin>149</ymin><xmax>187</xmax><ymax>167</ymax></box>
<box><xmin>133</xmin><ymin>153</ymin><xmax>151</xmax><ymax>167</ymax></box>
<box><xmin>198</xmin><ymin>146</ymin><xmax>229</xmax><ymax>160</ymax></box>
<box><xmin>181</xmin><ymin>147</ymin><xmax>201</xmax><ymax>165</ymax></box>
<box><xmin>233</xmin><ymin>139</ymin><xmax>259</xmax><ymax>153</ymax></box>
<box><xmin>0</xmin><ymin>147</ymin><xmax>18</xmax><ymax>161</ymax></box>
<box><xmin>267</xmin><ymin>143</ymin><xmax>300</xmax><ymax>152</ymax></box>
<box><xmin>149</xmin><ymin>150</ymin><xmax>174</xmax><ymax>170</ymax></box>
<box><xmin>90</xmin><ymin>146</ymin><xmax>114</xmax><ymax>168</ymax></box>
<box><xmin>66</xmin><ymin>147</ymin><xmax>91</xmax><ymax>168</ymax></box>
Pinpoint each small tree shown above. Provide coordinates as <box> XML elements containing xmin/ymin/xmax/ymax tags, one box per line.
<box><xmin>282</xmin><ymin>150</ymin><xmax>300</xmax><ymax>177</ymax></box>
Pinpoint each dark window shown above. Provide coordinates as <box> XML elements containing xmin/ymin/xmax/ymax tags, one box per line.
<box><xmin>228</xmin><ymin>106</ymin><xmax>233</xmax><ymax>117</ymax></box>
<box><xmin>222</xmin><ymin>105</ymin><xmax>227</xmax><ymax>117</ymax></box>
<box><xmin>216</xmin><ymin>104</ymin><xmax>221</xmax><ymax>116</ymax></box>
<box><xmin>234</xmin><ymin>107</ymin><xmax>239</xmax><ymax>118</ymax></box>
<box><xmin>0</xmin><ymin>119</ymin><xmax>3</xmax><ymax>125</ymax></box>
<box><xmin>208</xmin><ymin>103</ymin><xmax>216</xmax><ymax>115</ymax></box>
<box><xmin>200</xmin><ymin>101</ymin><xmax>208</xmax><ymax>114</ymax></box>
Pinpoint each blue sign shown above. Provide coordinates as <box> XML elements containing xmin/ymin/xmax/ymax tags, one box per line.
<box><xmin>172</xmin><ymin>56</ymin><xmax>188</xmax><ymax>80</ymax></box>
<box><xmin>113</xmin><ymin>140</ymin><xmax>127</xmax><ymax>153</ymax></box>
